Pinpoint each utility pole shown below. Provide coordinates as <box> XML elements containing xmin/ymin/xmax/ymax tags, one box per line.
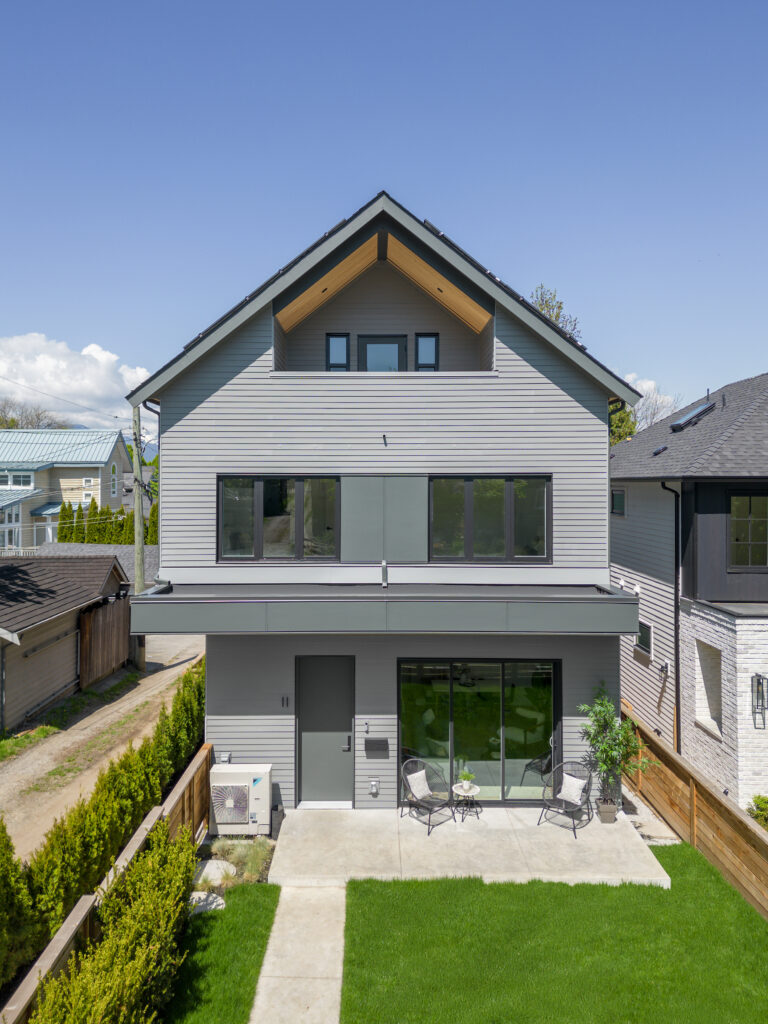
<box><xmin>131</xmin><ymin>403</ymin><xmax>146</xmax><ymax>670</ymax></box>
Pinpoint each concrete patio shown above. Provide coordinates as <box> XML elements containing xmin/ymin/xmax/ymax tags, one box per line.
<box><xmin>268</xmin><ymin>805</ymin><xmax>671</xmax><ymax>888</ymax></box>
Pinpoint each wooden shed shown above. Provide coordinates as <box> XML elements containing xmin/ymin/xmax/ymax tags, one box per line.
<box><xmin>0</xmin><ymin>555</ymin><xmax>129</xmax><ymax>732</ymax></box>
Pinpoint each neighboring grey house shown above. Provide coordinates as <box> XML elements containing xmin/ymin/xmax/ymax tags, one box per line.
<box><xmin>610</xmin><ymin>372</ymin><xmax>768</xmax><ymax>808</ymax></box>
<box><xmin>0</xmin><ymin>429</ymin><xmax>132</xmax><ymax>548</ymax></box>
<box><xmin>127</xmin><ymin>191</ymin><xmax>640</xmax><ymax>811</ymax></box>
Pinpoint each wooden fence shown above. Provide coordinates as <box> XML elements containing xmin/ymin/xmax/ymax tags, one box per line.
<box><xmin>622</xmin><ymin>702</ymin><xmax>768</xmax><ymax>920</ymax></box>
<box><xmin>1</xmin><ymin>743</ymin><xmax>212</xmax><ymax>1024</ymax></box>
<box><xmin>79</xmin><ymin>596</ymin><xmax>130</xmax><ymax>689</ymax></box>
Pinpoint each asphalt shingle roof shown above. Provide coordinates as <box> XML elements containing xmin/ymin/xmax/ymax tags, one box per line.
<box><xmin>0</xmin><ymin>556</ymin><xmax>128</xmax><ymax>636</ymax></box>
<box><xmin>0</xmin><ymin>430</ymin><xmax>126</xmax><ymax>469</ymax></box>
<box><xmin>610</xmin><ymin>372</ymin><xmax>768</xmax><ymax>480</ymax></box>
<box><xmin>34</xmin><ymin>544</ymin><xmax>159</xmax><ymax>592</ymax></box>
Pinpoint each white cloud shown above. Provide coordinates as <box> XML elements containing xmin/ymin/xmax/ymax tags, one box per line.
<box><xmin>0</xmin><ymin>333</ymin><xmax>151</xmax><ymax>433</ymax></box>
<box><xmin>624</xmin><ymin>372</ymin><xmax>680</xmax><ymax>429</ymax></box>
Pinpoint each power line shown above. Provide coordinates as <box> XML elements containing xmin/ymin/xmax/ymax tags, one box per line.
<box><xmin>0</xmin><ymin>373</ymin><xmax>132</xmax><ymax>423</ymax></box>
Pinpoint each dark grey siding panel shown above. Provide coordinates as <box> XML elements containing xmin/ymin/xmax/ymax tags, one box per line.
<box><xmin>340</xmin><ymin>477</ymin><xmax>384</xmax><ymax>562</ymax></box>
<box><xmin>158</xmin><ymin>303</ymin><xmax>609</xmax><ymax>577</ymax></box>
<box><xmin>610</xmin><ymin>481</ymin><xmax>677</xmax><ymax>742</ymax></box>
<box><xmin>284</xmin><ymin>263</ymin><xmax>486</xmax><ymax>371</ymax></box>
<box><xmin>694</xmin><ymin>481</ymin><xmax>768</xmax><ymax>602</ymax></box>
<box><xmin>384</xmin><ymin>477</ymin><xmax>428</xmax><ymax>563</ymax></box>
<box><xmin>206</xmin><ymin>715</ymin><xmax>295</xmax><ymax>808</ymax></box>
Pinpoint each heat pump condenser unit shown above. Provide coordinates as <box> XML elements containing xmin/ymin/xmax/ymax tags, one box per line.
<box><xmin>209</xmin><ymin>763</ymin><xmax>272</xmax><ymax>836</ymax></box>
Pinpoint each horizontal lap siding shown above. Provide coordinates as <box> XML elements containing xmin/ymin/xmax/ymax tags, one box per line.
<box><xmin>354</xmin><ymin>715</ymin><xmax>398</xmax><ymax>808</ymax></box>
<box><xmin>610</xmin><ymin>482</ymin><xmax>677</xmax><ymax>743</ymax></box>
<box><xmin>159</xmin><ymin>305</ymin><xmax>609</xmax><ymax>573</ymax></box>
<box><xmin>205</xmin><ymin>715</ymin><xmax>295</xmax><ymax>808</ymax></box>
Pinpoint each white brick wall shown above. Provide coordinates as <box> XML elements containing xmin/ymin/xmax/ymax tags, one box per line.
<box><xmin>680</xmin><ymin>600</ymin><xmax>768</xmax><ymax>808</ymax></box>
<box><xmin>734</xmin><ymin>618</ymin><xmax>768</xmax><ymax>807</ymax></box>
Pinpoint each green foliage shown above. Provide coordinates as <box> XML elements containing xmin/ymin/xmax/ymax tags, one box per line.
<box><xmin>72</xmin><ymin>504</ymin><xmax>85</xmax><ymax>542</ymax></box>
<box><xmin>578</xmin><ymin>690</ymin><xmax>656</xmax><ymax>801</ymax></box>
<box><xmin>98</xmin><ymin>505</ymin><xmax>113</xmax><ymax>543</ymax></box>
<box><xmin>56</xmin><ymin>501</ymin><xmax>73</xmax><ymax>543</ymax></box>
<box><xmin>110</xmin><ymin>510</ymin><xmax>125</xmax><ymax>543</ymax></box>
<box><xmin>530</xmin><ymin>283</ymin><xmax>581</xmax><ymax>339</ymax></box>
<box><xmin>0</xmin><ymin>816</ymin><xmax>37</xmax><ymax>987</ymax></box>
<box><xmin>0</xmin><ymin>660</ymin><xmax>205</xmax><ymax>985</ymax></box>
<box><xmin>610</xmin><ymin>405</ymin><xmax>637</xmax><ymax>446</ymax></box>
<box><xmin>29</xmin><ymin>821</ymin><xmax>196</xmax><ymax>1024</ymax></box>
<box><xmin>84</xmin><ymin>497</ymin><xmax>100</xmax><ymax>543</ymax></box>
<box><xmin>122</xmin><ymin>509</ymin><xmax>135</xmax><ymax>544</ymax></box>
<box><xmin>747</xmin><ymin>795</ymin><xmax>768</xmax><ymax>831</ymax></box>
<box><xmin>146</xmin><ymin>501</ymin><xmax>158</xmax><ymax>545</ymax></box>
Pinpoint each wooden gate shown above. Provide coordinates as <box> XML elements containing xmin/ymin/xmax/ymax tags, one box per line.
<box><xmin>79</xmin><ymin>597</ymin><xmax>130</xmax><ymax>689</ymax></box>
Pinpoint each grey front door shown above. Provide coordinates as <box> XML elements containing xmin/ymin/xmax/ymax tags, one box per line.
<box><xmin>297</xmin><ymin>656</ymin><xmax>355</xmax><ymax>803</ymax></box>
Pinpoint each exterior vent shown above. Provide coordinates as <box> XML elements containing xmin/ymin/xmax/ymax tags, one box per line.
<box><xmin>211</xmin><ymin>784</ymin><xmax>249</xmax><ymax>824</ymax></box>
<box><xmin>652</xmin><ymin>446</ymin><xmax>668</xmax><ymax>456</ymax></box>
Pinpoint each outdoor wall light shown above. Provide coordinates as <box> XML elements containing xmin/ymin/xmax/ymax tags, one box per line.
<box><xmin>752</xmin><ymin>674</ymin><xmax>766</xmax><ymax>729</ymax></box>
<box><xmin>369</xmin><ymin>778</ymin><xmax>380</xmax><ymax>797</ymax></box>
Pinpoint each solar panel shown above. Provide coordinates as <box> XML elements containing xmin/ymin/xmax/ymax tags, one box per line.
<box><xmin>669</xmin><ymin>402</ymin><xmax>715</xmax><ymax>432</ymax></box>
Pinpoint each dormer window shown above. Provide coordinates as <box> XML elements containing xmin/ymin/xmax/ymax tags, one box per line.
<box><xmin>326</xmin><ymin>334</ymin><xmax>350</xmax><ymax>372</ymax></box>
<box><xmin>0</xmin><ymin>473</ymin><xmax>33</xmax><ymax>488</ymax></box>
<box><xmin>416</xmin><ymin>334</ymin><xmax>439</xmax><ymax>372</ymax></box>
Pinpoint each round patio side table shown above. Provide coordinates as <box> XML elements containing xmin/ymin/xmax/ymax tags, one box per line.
<box><xmin>452</xmin><ymin>782</ymin><xmax>481</xmax><ymax>821</ymax></box>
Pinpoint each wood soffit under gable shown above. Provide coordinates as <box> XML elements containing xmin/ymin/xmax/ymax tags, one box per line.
<box><xmin>273</xmin><ymin>229</ymin><xmax>494</xmax><ymax>335</ymax></box>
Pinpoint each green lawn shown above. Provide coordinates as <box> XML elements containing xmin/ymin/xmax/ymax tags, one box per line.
<box><xmin>341</xmin><ymin>846</ymin><xmax>768</xmax><ymax>1024</ymax></box>
<box><xmin>162</xmin><ymin>883</ymin><xmax>279</xmax><ymax>1024</ymax></box>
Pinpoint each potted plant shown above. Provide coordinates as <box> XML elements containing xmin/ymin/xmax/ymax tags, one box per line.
<box><xmin>578</xmin><ymin>691</ymin><xmax>655</xmax><ymax>824</ymax></box>
<box><xmin>458</xmin><ymin>767</ymin><xmax>475</xmax><ymax>793</ymax></box>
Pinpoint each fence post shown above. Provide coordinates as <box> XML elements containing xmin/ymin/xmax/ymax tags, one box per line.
<box><xmin>690</xmin><ymin>775</ymin><xmax>697</xmax><ymax>848</ymax></box>
<box><xmin>636</xmin><ymin>726</ymin><xmax>643</xmax><ymax>793</ymax></box>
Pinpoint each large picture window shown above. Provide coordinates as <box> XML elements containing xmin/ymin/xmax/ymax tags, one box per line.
<box><xmin>730</xmin><ymin>494</ymin><xmax>768</xmax><ymax>569</ymax></box>
<box><xmin>429</xmin><ymin>476</ymin><xmax>550</xmax><ymax>562</ymax></box>
<box><xmin>219</xmin><ymin>476</ymin><xmax>339</xmax><ymax>561</ymax></box>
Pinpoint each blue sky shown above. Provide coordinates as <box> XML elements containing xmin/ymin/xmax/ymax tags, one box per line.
<box><xmin>1</xmin><ymin>0</ymin><xmax>766</xmax><ymax>425</ymax></box>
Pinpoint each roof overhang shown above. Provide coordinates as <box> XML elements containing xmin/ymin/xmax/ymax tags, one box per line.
<box><xmin>127</xmin><ymin>193</ymin><xmax>640</xmax><ymax>407</ymax></box>
<box><xmin>130</xmin><ymin>583</ymin><xmax>639</xmax><ymax>637</ymax></box>
<box><xmin>0</xmin><ymin>627</ymin><xmax>20</xmax><ymax>645</ymax></box>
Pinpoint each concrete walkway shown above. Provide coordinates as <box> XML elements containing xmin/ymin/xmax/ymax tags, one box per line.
<box><xmin>249</xmin><ymin>887</ymin><xmax>346</xmax><ymax>1024</ymax></box>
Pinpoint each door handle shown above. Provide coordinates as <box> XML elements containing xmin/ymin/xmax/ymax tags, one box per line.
<box><xmin>342</xmin><ymin>735</ymin><xmax>351</xmax><ymax>752</ymax></box>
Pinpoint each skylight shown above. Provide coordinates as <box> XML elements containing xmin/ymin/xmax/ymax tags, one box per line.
<box><xmin>669</xmin><ymin>402</ymin><xmax>715</xmax><ymax>433</ymax></box>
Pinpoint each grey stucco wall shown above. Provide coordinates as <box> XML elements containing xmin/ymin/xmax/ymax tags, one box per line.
<box><xmin>205</xmin><ymin>632</ymin><xmax>619</xmax><ymax>809</ymax></box>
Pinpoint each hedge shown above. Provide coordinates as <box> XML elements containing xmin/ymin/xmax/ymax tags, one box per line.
<box><xmin>0</xmin><ymin>658</ymin><xmax>205</xmax><ymax>989</ymax></box>
<box><xmin>29</xmin><ymin>820</ymin><xmax>196</xmax><ymax>1024</ymax></box>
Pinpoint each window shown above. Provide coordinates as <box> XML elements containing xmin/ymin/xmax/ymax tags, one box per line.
<box><xmin>219</xmin><ymin>476</ymin><xmax>339</xmax><ymax>561</ymax></box>
<box><xmin>12</xmin><ymin>474</ymin><xmax>32</xmax><ymax>488</ymax></box>
<box><xmin>429</xmin><ymin>476</ymin><xmax>550</xmax><ymax>562</ymax></box>
<box><xmin>326</xmin><ymin>334</ymin><xmax>350</xmax><ymax>372</ymax></box>
<box><xmin>110</xmin><ymin>463</ymin><xmax>117</xmax><ymax>497</ymax></box>
<box><xmin>611</xmin><ymin>489</ymin><xmax>626</xmax><ymax>516</ymax></box>
<box><xmin>694</xmin><ymin>639</ymin><xmax>722</xmax><ymax>733</ymax></box>
<box><xmin>730</xmin><ymin>494</ymin><xmax>768</xmax><ymax>569</ymax></box>
<box><xmin>0</xmin><ymin>475</ymin><xmax>8</xmax><ymax>487</ymax></box>
<box><xmin>636</xmin><ymin>621</ymin><xmax>652</xmax><ymax>656</ymax></box>
<box><xmin>83</xmin><ymin>491</ymin><xmax>93</xmax><ymax>501</ymax></box>
<box><xmin>358</xmin><ymin>335</ymin><xmax>407</xmax><ymax>372</ymax></box>
<box><xmin>415</xmin><ymin>334</ymin><xmax>439</xmax><ymax>372</ymax></box>
<box><xmin>83</xmin><ymin>477</ymin><xmax>94</xmax><ymax>487</ymax></box>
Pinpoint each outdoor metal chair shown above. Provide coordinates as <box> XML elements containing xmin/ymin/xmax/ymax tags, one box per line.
<box><xmin>520</xmin><ymin>744</ymin><xmax>553</xmax><ymax>787</ymax></box>
<box><xmin>401</xmin><ymin>758</ymin><xmax>455</xmax><ymax>835</ymax></box>
<box><xmin>537</xmin><ymin>761</ymin><xmax>593</xmax><ymax>838</ymax></box>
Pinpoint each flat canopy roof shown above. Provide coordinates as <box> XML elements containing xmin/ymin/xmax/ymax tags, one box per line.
<box><xmin>131</xmin><ymin>583</ymin><xmax>638</xmax><ymax>637</ymax></box>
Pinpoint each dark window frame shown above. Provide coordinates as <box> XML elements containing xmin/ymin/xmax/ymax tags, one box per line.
<box><xmin>636</xmin><ymin>620</ymin><xmax>653</xmax><ymax>656</ymax></box>
<box><xmin>727</xmin><ymin>488</ymin><xmax>768</xmax><ymax>573</ymax></box>
<box><xmin>217</xmin><ymin>475</ymin><xmax>341</xmax><ymax>562</ymax></box>
<box><xmin>415</xmin><ymin>333</ymin><xmax>440</xmax><ymax>372</ymax></box>
<box><xmin>428</xmin><ymin>475</ymin><xmax>552</xmax><ymax>564</ymax></box>
<box><xmin>357</xmin><ymin>334</ymin><xmax>408</xmax><ymax>372</ymax></box>
<box><xmin>611</xmin><ymin>488</ymin><xmax>626</xmax><ymax>517</ymax></box>
<box><xmin>325</xmin><ymin>333</ymin><xmax>350</xmax><ymax>372</ymax></box>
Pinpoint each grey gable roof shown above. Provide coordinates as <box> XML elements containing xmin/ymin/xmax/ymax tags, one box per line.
<box><xmin>610</xmin><ymin>371</ymin><xmax>768</xmax><ymax>480</ymax></box>
<box><xmin>127</xmin><ymin>191</ymin><xmax>640</xmax><ymax>407</ymax></box>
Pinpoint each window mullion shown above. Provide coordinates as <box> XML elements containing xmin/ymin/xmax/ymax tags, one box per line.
<box><xmin>295</xmin><ymin>478</ymin><xmax>304</xmax><ymax>560</ymax></box>
<box><xmin>507</xmin><ymin>478</ymin><xmax>514</xmax><ymax>561</ymax></box>
<box><xmin>255</xmin><ymin>479</ymin><xmax>263</xmax><ymax>559</ymax></box>
<box><xmin>465</xmin><ymin>478</ymin><xmax>473</xmax><ymax>561</ymax></box>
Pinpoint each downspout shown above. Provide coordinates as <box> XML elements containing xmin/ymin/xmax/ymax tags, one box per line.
<box><xmin>661</xmin><ymin>481</ymin><xmax>682</xmax><ymax>753</ymax></box>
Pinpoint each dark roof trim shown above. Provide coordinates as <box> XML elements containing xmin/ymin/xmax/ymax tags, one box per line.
<box><xmin>127</xmin><ymin>192</ymin><xmax>640</xmax><ymax>407</ymax></box>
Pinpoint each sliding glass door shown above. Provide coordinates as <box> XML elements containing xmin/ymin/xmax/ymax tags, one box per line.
<box><xmin>399</xmin><ymin>659</ymin><xmax>557</xmax><ymax>803</ymax></box>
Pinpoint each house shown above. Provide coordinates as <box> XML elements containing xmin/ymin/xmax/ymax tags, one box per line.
<box><xmin>0</xmin><ymin>555</ymin><xmax>130</xmax><ymax>732</ymax></box>
<box><xmin>33</xmin><ymin>542</ymin><xmax>160</xmax><ymax>594</ymax></box>
<box><xmin>122</xmin><ymin>465</ymin><xmax>156</xmax><ymax>518</ymax></box>
<box><xmin>0</xmin><ymin>429</ymin><xmax>132</xmax><ymax>549</ymax></box>
<box><xmin>126</xmin><ymin>191</ymin><xmax>640</xmax><ymax>811</ymax></box>
<box><xmin>610</xmin><ymin>373</ymin><xmax>768</xmax><ymax>808</ymax></box>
